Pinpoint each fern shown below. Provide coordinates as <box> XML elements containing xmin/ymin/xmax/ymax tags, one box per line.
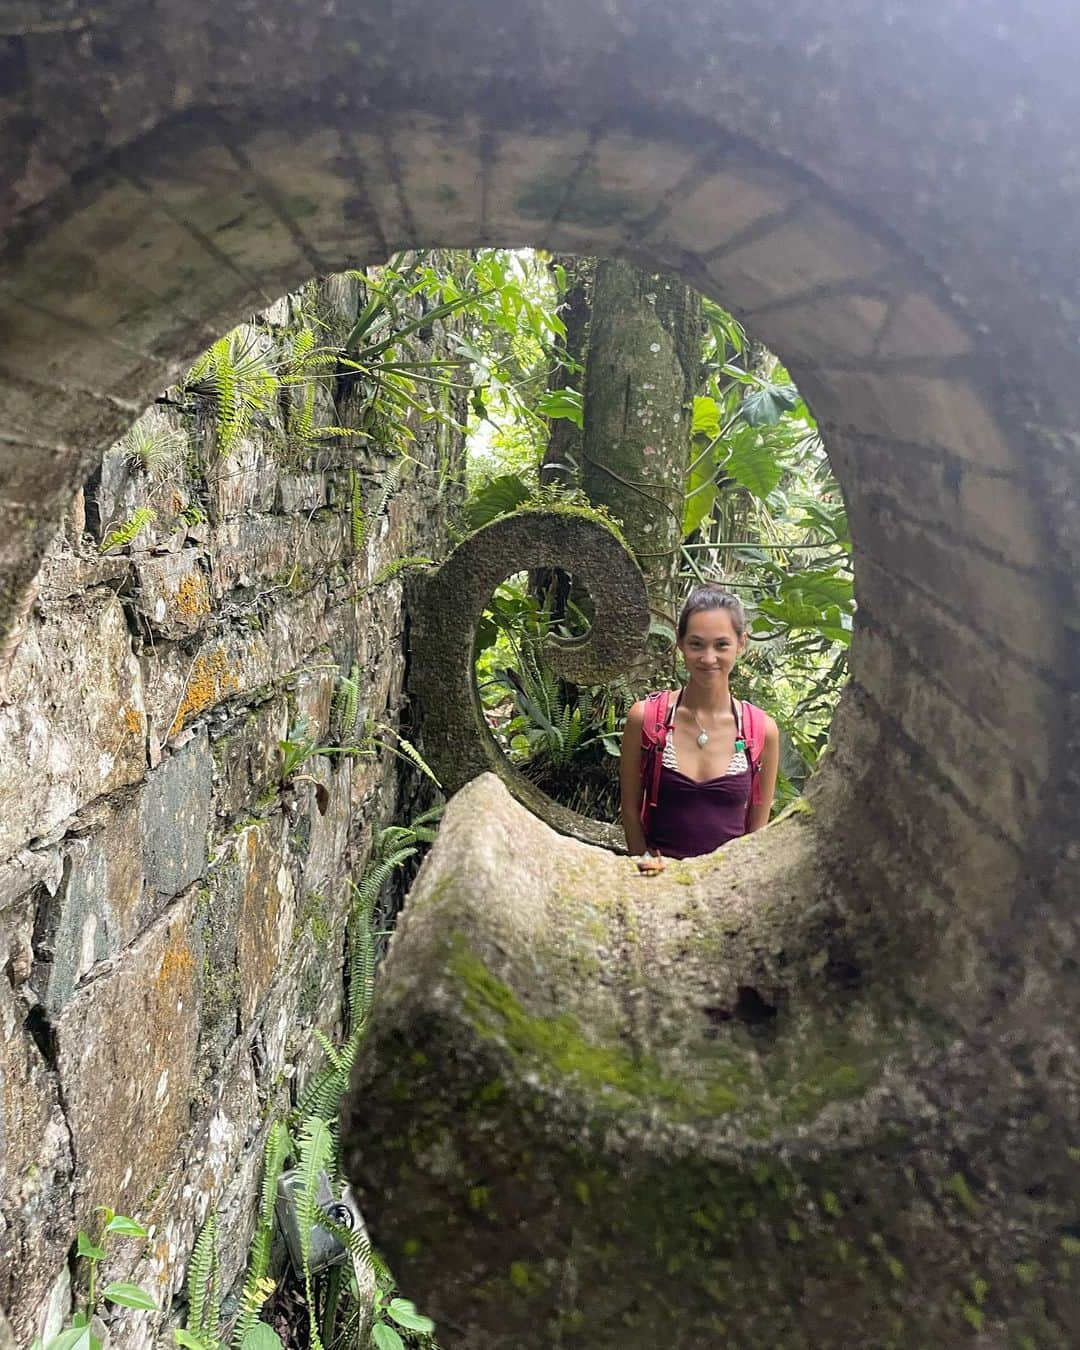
<box><xmin>368</xmin><ymin>554</ymin><xmax>433</xmax><ymax>589</ymax></box>
<box><xmin>296</xmin><ymin>1116</ymin><xmax>334</xmax><ymax>1350</ymax></box>
<box><xmin>98</xmin><ymin>505</ymin><xmax>154</xmax><ymax>557</ymax></box>
<box><xmin>365</xmin><ymin>458</ymin><xmax>406</xmax><ymax>538</ymax></box>
<box><xmin>350</xmin><ymin>469</ymin><xmax>364</xmax><ymax>551</ymax></box>
<box><xmin>370</xmin><ymin>724</ymin><xmax>441</xmax><ymax>788</ymax></box>
<box><xmin>99</xmin><ymin>506</ymin><xmax>155</xmax><ymax>554</ymax></box>
<box><xmin>186</xmin><ymin>1210</ymin><xmax>219</xmax><ymax>1339</ymax></box>
<box><xmin>231</xmin><ymin>1122</ymin><xmax>289</xmax><ymax>1348</ymax></box>
<box><xmin>185</xmin><ymin>326</ymin><xmax>277</xmax><ymax>456</ymax></box>
<box><xmin>332</xmin><ymin>664</ymin><xmax>361</xmax><ymax>744</ymax></box>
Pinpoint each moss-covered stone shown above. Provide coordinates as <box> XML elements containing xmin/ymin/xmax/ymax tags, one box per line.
<box><xmin>408</xmin><ymin>509</ymin><xmax>649</xmax><ymax>849</ymax></box>
<box><xmin>345</xmin><ymin>774</ymin><xmax>1080</xmax><ymax>1349</ymax></box>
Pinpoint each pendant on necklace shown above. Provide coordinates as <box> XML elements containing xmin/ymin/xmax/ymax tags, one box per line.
<box><xmin>696</xmin><ymin>730</ymin><xmax>709</xmax><ymax>748</ymax></box>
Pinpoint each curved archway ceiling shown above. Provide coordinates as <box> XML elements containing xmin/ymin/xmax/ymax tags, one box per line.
<box><xmin>2</xmin><ymin>3</ymin><xmax>1078</xmax><ymax>1344</ymax></box>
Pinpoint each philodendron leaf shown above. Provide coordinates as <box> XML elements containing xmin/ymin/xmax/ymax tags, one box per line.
<box><xmin>464</xmin><ymin>472</ymin><xmax>531</xmax><ymax>530</ymax></box>
<box><xmin>740</xmin><ymin>380</ymin><xmax>799</xmax><ymax>426</ymax></box>
<box><xmin>691</xmin><ymin>395</ymin><xmax>721</xmax><ymax>438</ymax></box>
<box><xmin>722</xmin><ymin>428</ymin><xmax>786</xmax><ymax>501</ymax></box>
<box><xmin>536</xmin><ymin>386</ymin><xmax>584</xmax><ymax>428</ymax></box>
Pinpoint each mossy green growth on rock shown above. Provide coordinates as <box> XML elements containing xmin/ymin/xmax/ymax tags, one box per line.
<box><xmin>451</xmin><ymin>945</ymin><xmax>746</xmax><ymax>1118</ymax></box>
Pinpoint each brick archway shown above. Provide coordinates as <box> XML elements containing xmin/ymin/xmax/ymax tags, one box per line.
<box><xmin>2</xmin><ymin>3</ymin><xmax>1078</xmax><ymax>1343</ymax></box>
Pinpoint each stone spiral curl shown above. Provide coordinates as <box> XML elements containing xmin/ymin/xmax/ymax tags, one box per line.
<box><xmin>407</xmin><ymin>509</ymin><xmax>649</xmax><ymax>848</ymax></box>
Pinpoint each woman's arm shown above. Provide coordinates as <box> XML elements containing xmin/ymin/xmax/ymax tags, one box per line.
<box><xmin>745</xmin><ymin>714</ymin><xmax>780</xmax><ymax>833</ymax></box>
<box><xmin>619</xmin><ymin>700</ymin><xmax>649</xmax><ymax>854</ymax></box>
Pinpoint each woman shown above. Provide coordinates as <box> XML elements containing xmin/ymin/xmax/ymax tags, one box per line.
<box><xmin>619</xmin><ymin>584</ymin><xmax>779</xmax><ymax>867</ymax></box>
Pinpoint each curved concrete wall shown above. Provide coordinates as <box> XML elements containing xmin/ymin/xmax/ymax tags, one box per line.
<box><xmin>2</xmin><ymin>1</ymin><xmax>1078</xmax><ymax>1343</ymax></box>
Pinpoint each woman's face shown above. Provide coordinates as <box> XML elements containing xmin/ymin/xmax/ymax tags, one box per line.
<box><xmin>678</xmin><ymin>607</ymin><xmax>747</xmax><ymax>680</ymax></box>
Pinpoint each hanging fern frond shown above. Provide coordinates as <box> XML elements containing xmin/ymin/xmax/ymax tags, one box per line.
<box><xmin>332</xmin><ymin>663</ymin><xmax>361</xmax><ymax>743</ymax></box>
<box><xmin>369</xmin><ymin>725</ymin><xmax>441</xmax><ymax>787</ymax></box>
<box><xmin>296</xmin><ymin>1116</ymin><xmax>334</xmax><ymax>1350</ymax></box>
<box><xmin>350</xmin><ymin>470</ymin><xmax>364</xmax><ymax>551</ymax></box>
<box><xmin>367</xmin><ymin>554</ymin><xmax>434</xmax><ymax>589</ymax></box>
<box><xmin>232</xmin><ymin>1122</ymin><xmax>289</xmax><ymax>1348</ymax></box>
<box><xmin>293</xmin><ymin>1060</ymin><xmax>347</xmax><ymax>1126</ymax></box>
<box><xmin>186</xmin><ymin>1209</ymin><xmax>219</xmax><ymax>1338</ymax></box>
<box><xmin>364</xmin><ymin>458</ymin><xmax>407</xmax><ymax>538</ymax></box>
<box><xmin>99</xmin><ymin>506</ymin><xmax>155</xmax><ymax>554</ymax></box>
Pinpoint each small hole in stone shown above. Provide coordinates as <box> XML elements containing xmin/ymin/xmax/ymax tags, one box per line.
<box><xmin>733</xmin><ymin>986</ymin><xmax>777</xmax><ymax>1025</ymax></box>
<box><xmin>25</xmin><ymin>1005</ymin><xmax>58</xmax><ymax>1069</ymax></box>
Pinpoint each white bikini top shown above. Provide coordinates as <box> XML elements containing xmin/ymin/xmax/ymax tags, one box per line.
<box><xmin>662</xmin><ymin>696</ymin><xmax>749</xmax><ymax>777</ymax></box>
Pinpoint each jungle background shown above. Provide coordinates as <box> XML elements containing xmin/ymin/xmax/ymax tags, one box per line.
<box><xmin>33</xmin><ymin>247</ymin><xmax>852</xmax><ymax>1350</ymax></box>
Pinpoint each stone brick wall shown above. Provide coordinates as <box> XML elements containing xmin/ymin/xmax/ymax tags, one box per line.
<box><xmin>0</xmin><ymin>276</ymin><xmax>464</xmax><ymax>1344</ymax></box>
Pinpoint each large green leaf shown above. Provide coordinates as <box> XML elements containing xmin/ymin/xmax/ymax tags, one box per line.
<box><xmin>464</xmin><ymin>473</ymin><xmax>531</xmax><ymax>529</ymax></box>
<box><xmin>740</xmin><ymin>380</ymin><xmax>799</xmax><ymax>426</ymax></box>
<box><xmin>45</xmin><ymin>1330</ymin><xmax>91</xmax><ymax>1350</ymax></box>
<box><xmin>387</xmin><ymin>1298</ymin><xmax>436</xmax><ymax>1333</ymax></box>
<box><xmin>682</xmin><ymin>442</ymin><xmax>720</xmax><ymax>537</ymax></box>
<box><xmin>536</xmin><ymin>386</ymin><xmax>583</xmax><ymax>428</ymax></box>
<box><xmin>721</xmin><ymin>427</ymin><xmax>786</xmax><ymax>501</ymax></box>
<box><xmin>105</xmin><ymin>1215</ymin><xmax>148</xmax><ymax>1237</ymax></box>
<box><xmin>241</xmin><ymin>1325</ymin><xmax>284</xmax><ymax>1350</ymax></box>
<box><xmin>782</xmin><ymin>569</ymin><xmax>853</xmax><ymax>610</ymax></box>
<box><xmin>691</xmin><ymin>395</ymin><xmax>721</xmax><ymax>438</ymax></box>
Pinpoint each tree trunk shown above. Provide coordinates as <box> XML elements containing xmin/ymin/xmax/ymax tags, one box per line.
<box><xmin>580</xmin><ymin>260</ymin><xmax>701</xmax><ymax>632</ymax></box>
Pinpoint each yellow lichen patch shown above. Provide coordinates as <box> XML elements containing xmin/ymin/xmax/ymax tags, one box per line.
<box><xmin>173</xmin><ymin>571</ymin><xmax>211</xmax><ymax>620</ymax></box>
<box><xmin>156</xmin><ymin>932</ymin><xmax>193</xmax><ymax>991</ymax></box>
<box><xmin>168</xmin><ymin>648</ymin><xmax>240</xmax><ymax>738</ymax></box>
<box><xmin>123</xmin><ymin>706</ymin><xmax>143</xmax><ymax>736</ymax></box>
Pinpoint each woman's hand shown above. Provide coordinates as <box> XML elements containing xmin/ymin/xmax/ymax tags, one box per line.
<box><xmin>636</xmin><ymin>850</ymin><xmax>666</xmax><ymax>875</ymax></box>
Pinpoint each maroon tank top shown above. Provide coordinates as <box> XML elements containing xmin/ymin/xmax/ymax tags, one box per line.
<box><xmin>643</xmin><ymin>695</ymin><xmax>752</xmax><ymax>859</ymax></box>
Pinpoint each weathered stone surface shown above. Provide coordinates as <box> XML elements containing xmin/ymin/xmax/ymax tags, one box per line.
<box><xmin>55</xmin><ymin>890</ymin><xmax>200</xmax><ymax>1223</ymax></box>
<box><xmin>0</xmin><ymin>893</ymin><xmax>74</xmax><ymax>1343</ymax></box>
<box><xmin>206</xmin><ymin>436</ymin><xmax>279</xmax><ymax>521</ymax></box>
<box><xmin>32</xmin><ymin>792</ymin><xmax>143</xmax><ymax>1014</ymax></box>
<box><xmin>210</xmin><ymin>696</ymin><xmax>289</xmax><ymax>821</ymax></box>
<box><xmin>346</xmin><ymin>774</ymin><xmax>1078</xmax><ymax>1349</ymax></box>
<box><xmin>208</xmin><ymin>510</ymin><xmax>348</xmax><ymax>598</ymax></box>
<box><xmin>213</xmin><ymin>816</ymin><xmax>297</xmax><ymax>1027</ymax></box>
<box><xmin>0</xmin><ymin>590</ymin><xmax>146</xmax><ymax>859</ymax></box>
<box><xmin>409</xmin><ymin>509</ymin><xmax>649</xmax><ymax>848</ymax></box>
<box><xmin>130</xmin><ymin>549</ymin><xmax>213</xmax><ymax>638</ymax></box>
<box><xmin>0</xmin><ymin>256</ymin><xmax>462</xmax><ymax>1335</ymax></box>
<box><xmin>136</xmin><ymin>730</ymin><xmax>212</xmax><ymax>902</ymax></box>
<box><xmin>140</xmin><ymin>586</ymin><xmax>330</xmax><ymax>746</ymax></box>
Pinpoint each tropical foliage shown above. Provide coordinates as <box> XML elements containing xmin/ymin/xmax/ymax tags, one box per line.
<box><xmin>465</xmin><ymin>264</ymin><xmax>852</xmax><ymax>816</ymax></box>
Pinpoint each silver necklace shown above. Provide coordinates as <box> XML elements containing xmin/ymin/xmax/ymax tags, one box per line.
<box><xmin>685</xmin><ymin>694</ymin><xmax>739</xmax><ymax>750</ymax></box>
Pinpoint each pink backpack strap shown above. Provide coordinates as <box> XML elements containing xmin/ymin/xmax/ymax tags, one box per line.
<box><xmin>740</xmin><ymin>699</ymin><xmax>766</xmax><ymax>808</ymax></box>
<box><xmin>639</xmin><ymin>689</ymin><xmax>673</xmax><ymax>830</ymax></box>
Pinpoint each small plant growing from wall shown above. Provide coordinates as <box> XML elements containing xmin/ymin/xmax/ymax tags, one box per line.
<box><xmin>173</xmin><ymin>807</ymin><xmax>443</xmax><ymax>1350</ymax></box>
<box><xmin>31</xmin><ymin>1210</ymin><xmax>157</xmax><ymax>1350</ymax></box>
